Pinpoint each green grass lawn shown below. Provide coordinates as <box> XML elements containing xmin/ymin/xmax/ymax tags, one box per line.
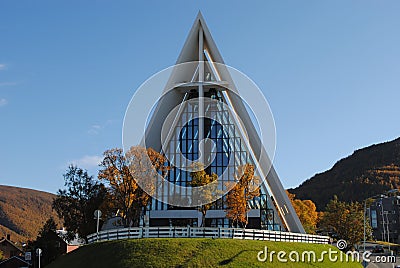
<box><xmin>48</xmin><ymin>238</ymin><xmax>362</xmax><ymax>268</ymax></box>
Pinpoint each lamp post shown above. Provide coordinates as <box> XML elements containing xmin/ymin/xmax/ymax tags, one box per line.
<box><xmin>36</xmin><ymin>248</ymin><xmax>42</xmax><ymax>268</ymax></box>
<box><xmin>94</xmin><ymin>210</ymin><xmax>102</xmax><ymax>242</ymax></box>
<box><xmin>363</xmin><ymin>199</ymin><xmax>367</xmax><ymax>253</ymax></box>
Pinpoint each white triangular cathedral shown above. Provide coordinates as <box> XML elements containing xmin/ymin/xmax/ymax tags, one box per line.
<box><xmin>144</xmin><ymin>12</ymin><xmax>305</xmax><ymax>233</ymax></box>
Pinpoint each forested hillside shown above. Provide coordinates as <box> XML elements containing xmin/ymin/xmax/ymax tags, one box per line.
<box><xmin>0</xmin><ymin>185</ymin><xmax>61</xmax><ymax>244</ymax></box>
<box><xmin>289</xmin><ymin>137</ymin><xmax>400</xmax><ymax>210</ymax></box>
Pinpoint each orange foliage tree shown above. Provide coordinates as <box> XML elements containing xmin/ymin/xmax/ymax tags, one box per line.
<box><xmin>226</xmin><ymin>164</ymin><xmax>260</xmax><ymax>228</ymax></box>
<box><xmin>99</xmin><ymin>146</ymin><xmax>168</xmax><ymax>227</ymax></box>
<box><xmin>287</xmin><ymin>191</ymin><xmax>319</xmax><ymax>234</ymax></box>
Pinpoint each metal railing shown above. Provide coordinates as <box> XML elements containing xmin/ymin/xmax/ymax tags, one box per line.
<box><xmin>87</xmin><ymin>226</ymin><xmax>329</xmax><ymax>244</ymax></box>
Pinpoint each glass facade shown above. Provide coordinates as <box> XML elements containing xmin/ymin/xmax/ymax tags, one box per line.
<box><xmin>150</xmin><ymin>88</ymin><xmax>284</xmax><ymax>230</ymax></box>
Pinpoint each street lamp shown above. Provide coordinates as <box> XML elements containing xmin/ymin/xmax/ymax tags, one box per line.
<box><xmin>94</xmin><ymin>210</ymin><xmax>102</xmax><ymax>242</ymax></box>
<box><xmin>36</xmin><ymin>248</ymin><xmax>42</xmax><ymax>268</ymax></box>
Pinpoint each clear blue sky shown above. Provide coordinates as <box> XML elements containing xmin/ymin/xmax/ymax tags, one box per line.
<box><xmin>1</xmin><ymin>1</ymin><xmax>399</xmax><ymax>194</ymax></box>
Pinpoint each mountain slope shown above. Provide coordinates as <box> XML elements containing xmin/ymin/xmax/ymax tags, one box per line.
<box><xmin>289</xmin><ymin>137</ymin><xmax>400</xmax><ymax>210</ymax></box>
<box><xmin>0</xmin><ymin>185</ymin><xmax>61</xmax><ymax>244</ymax></box>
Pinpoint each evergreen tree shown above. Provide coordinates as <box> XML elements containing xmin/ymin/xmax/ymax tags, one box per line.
<box><xmin>30</xmin><ymin>217</ymin><xmax>61</xmax><ymax>267</ymax></box>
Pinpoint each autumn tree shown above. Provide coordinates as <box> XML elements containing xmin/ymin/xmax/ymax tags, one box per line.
<box><xmin>226</xmin><ymin>164</ymin><xmax>260</xmax><ymax>228</ymax></box>
<box><xmin>189</xmin><ymin>162</ymin><xmax>219</xmax><ymax>227</ymax></box>
<box><xmin>99</xmin><ymin>146</ymin><xmax>168</xmax><ymax>227</ymax></box>
<box><xmin>53</xmin><ymin>166</ymin><xmax>107</xmax><ymax>242</ymax></box>
<box><xmin>225</xmin><ymin>182</ymin><xmax>246</xmax><ymax>228</ymax></box>
<box><xmin>319</xmin><ymin>196</ymin><xmax>372</xmax><ymax>247</ymax></box>
<box><xmin>287</xmin><ymin>191</ymin><xmax>319</xmax><ymax>234</ymax></box>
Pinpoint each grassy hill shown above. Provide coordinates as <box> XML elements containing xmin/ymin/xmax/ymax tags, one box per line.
<box><xmin>48</xmin><ymin>238</ymin><xmax>361</xmax><ymax>268</ymax></box>
<box><xmin>0</xmin><ymin>185</ymin><xmax>61</xmax><ymax>244</ymax></box>
<box><xmin>289</xmin><ymin>137</ymin><xmax>400</xmax><ymax>210</ymax></box>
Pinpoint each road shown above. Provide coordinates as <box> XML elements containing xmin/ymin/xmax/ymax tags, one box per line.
<box><xmin>365</xmin><ymin>255</ymin><xmax>399</xmax><ymax>268</ymax></box>
<box><xmin>357</xmin><ymin>242</ymin><xmax>399</xmax><ymax>268</ymax></box>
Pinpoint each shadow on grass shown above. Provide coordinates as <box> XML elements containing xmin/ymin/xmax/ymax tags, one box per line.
<box><xmin>219</xmin><ymin>250</ymin><xmax>256</xmax><ymax>265</ymax></box>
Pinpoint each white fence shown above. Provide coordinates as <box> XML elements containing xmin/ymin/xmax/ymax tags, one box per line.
<box><xmin>87</xmin><ymin>226</ymin><xmax>329</xmax><ymax>244</ymax></box>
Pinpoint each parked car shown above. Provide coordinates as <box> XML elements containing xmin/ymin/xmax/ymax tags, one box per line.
<box><xmin>372</xmin><ymin>245</ymin><xmax>384</xmax><ymax>253</ymax></box>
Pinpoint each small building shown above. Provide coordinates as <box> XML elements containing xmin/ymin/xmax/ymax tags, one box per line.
<box><xmin>55</xmin><ymin>229</ymin><xmax>85</xmax><ymax>253</ymax></box>
<box><xmin>0</xmin><ymin>235</ymin><xmax>23</xmax><ymax>259</ymax></box>
<box><xmin>0</xmin><ymin>256</ymin><xmax>30</xmax><ymax>268</ymax></box>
